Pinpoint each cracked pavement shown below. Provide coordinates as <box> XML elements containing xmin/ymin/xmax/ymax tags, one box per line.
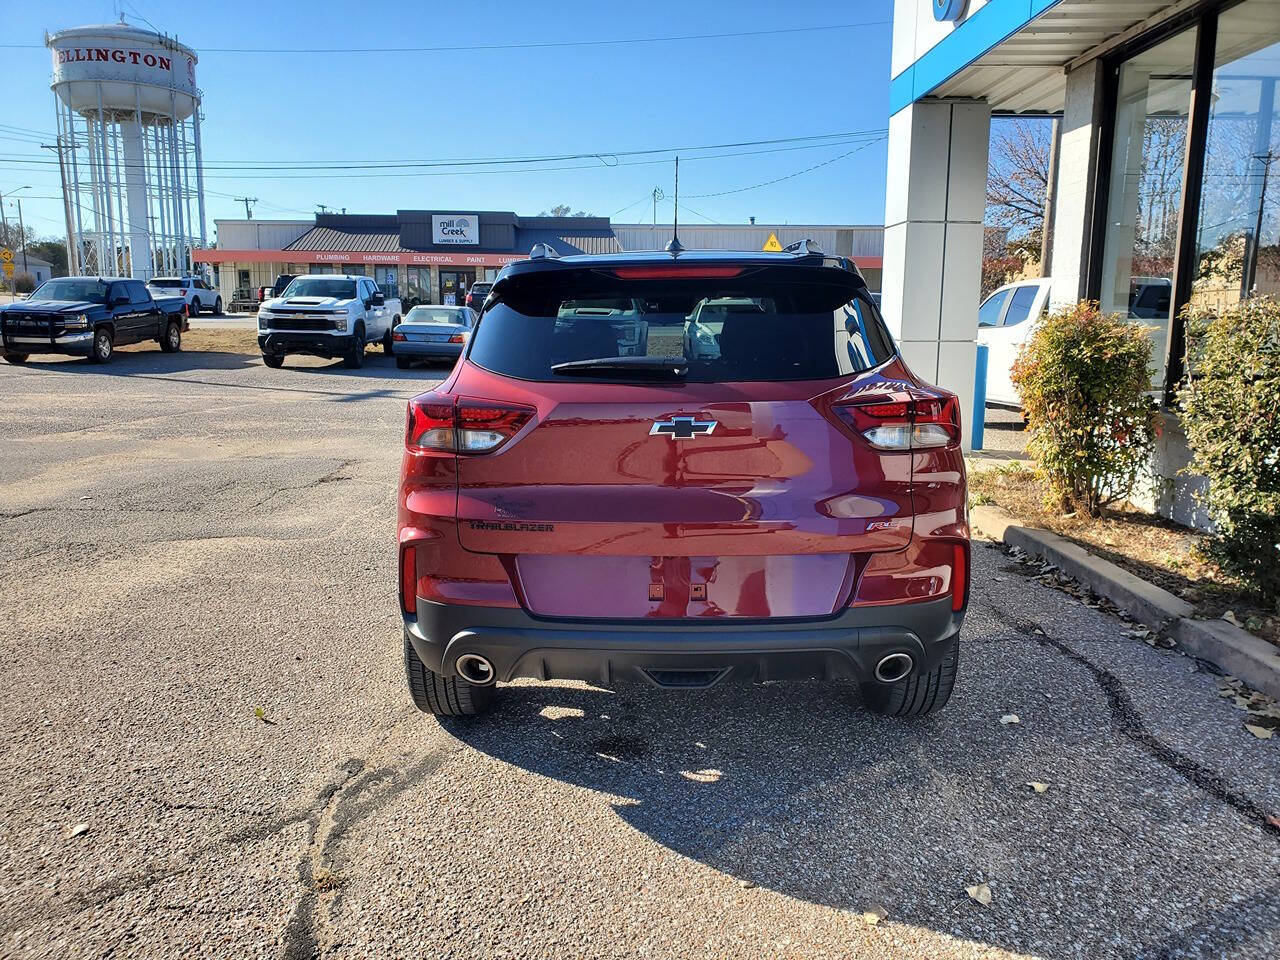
<box><xmin>0</xmin><ymin>349</ymin><xmax>1277</xmax><ymax>959</ymax></box>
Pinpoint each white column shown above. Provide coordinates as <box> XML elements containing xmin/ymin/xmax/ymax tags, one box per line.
<box><xmin>1048</xmin><ymin>60</ymin><xmax>1105</xmax><ymax>311</ymax></box>
<box><xmin>881</xmin><ymin>98</ymin><xmax>990</xmax><ymax>449</ymax></box>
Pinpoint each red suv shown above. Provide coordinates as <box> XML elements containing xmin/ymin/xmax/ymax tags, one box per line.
<box><xmin>398</xmin><ymin>243</ymin><xmax>968</xmax><ymax>717</ymax></box>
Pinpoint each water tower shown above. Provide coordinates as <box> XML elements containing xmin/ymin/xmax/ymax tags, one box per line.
<box><xmin>46</xmin><ymin>23</ymin><xmax>206</xmax><ymax>279</ymax></box>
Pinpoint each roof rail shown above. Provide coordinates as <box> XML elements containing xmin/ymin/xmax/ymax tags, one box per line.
<box><xmin>783</xmin><ymin>238</ymin><xmax>824</xmax><ymax>256</ymax></box>
<box><xmin>529</xmin><ymin>242</ymin><xmax>560</xmax><ymax>260</ymax></box>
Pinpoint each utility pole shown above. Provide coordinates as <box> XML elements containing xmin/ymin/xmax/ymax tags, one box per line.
<box><xmin>16</xmin><ymin>199</ymin><xmax>27</xmax><ymax>273</ymax></box>
<box><xmin>1243</xmin><ymin>150</ymin><xmax>1276</xmax><ymax>300</ymax></box>
<box><xmin>234</xmin><ymin>196</ymin><xmax>257</xmax><ymax>220</ymax></box>
<box><xmin>43</xmin><ymin>141</ymin><xmax>77</xmax><ymax>276</ymax></box>
<box><xmin>0</xmin><ymin>194</ymin><xmax>9</xmax><ymax>295</ymax></box>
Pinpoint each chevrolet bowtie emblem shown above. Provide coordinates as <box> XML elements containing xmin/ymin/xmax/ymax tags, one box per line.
<box><xmin>650</xmin><ymin>415</ymin><xmax>717</xmax><ymax>439</ymax></box>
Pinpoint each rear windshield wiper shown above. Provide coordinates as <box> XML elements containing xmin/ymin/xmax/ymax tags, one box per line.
<box><xmin>551</xmin><ymin>355</ymin><xmax>688</xmax><ymax>379</ymax></box>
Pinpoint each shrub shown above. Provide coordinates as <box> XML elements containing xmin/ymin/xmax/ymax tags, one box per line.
<box><xmin>1181</xmin><ymin>296</ymin><xmax>1280</xmax><ymax>610</ymax></box>
<box><xmin>13</xmin><ymin>272</ymin><xmax>35</xmax><ymax>294</ymax></box>
<box><xmin>1011</xmin><ymin>300</ymin><xmax>1157</xmax><ymax>516</ymax></box>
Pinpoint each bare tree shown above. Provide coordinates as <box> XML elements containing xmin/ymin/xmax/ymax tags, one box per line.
<box><xmin>539</xmin><ymin>204</ymin><xmax>592</xmax><ymax>217</ymax></box>
<box><xmin>986</xmin><ymin>117</ymin><xmax>1053</xmax><ymax>233</ymax></box>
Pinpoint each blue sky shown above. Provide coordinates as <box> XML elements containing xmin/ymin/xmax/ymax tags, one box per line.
<box><xmin>2</xmin><ymin>0</ymin><xmax>894</xmax><ymax>242</ymax></box>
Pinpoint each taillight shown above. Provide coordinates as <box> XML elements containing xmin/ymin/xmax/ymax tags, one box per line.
<box><xmin>392</xmin><ymin>331</ymin><xmax>407</xmax><ymax>341</ymax></box>
<box><xmin>405</xmin><ymin>393</ymin><xmax>533</xmax><ymax>454</ymax></box>
<box><xmin>456</xmin><ymin>400</ymin><xmax>533</xmax><ymax>452</ymax></box>
<box><xmin>448</xmin><ymin>333</ymin><xmax>465</xmax><ymax>343</ymax></box>
<box><xmin>831</xmin><ymin>394</ymin><xmax>961</xmax><ymax>450</ymax></box>
<box><xmin>400</xmin><ymin>544</ymin><xmax>417</xmax><ymax>616</ymax></box>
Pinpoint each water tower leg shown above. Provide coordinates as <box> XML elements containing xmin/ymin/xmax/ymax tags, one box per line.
<box><xmin>122</xmin><ymin>121</ymin><xmax>152</xmax><ymax>281</ymax></box>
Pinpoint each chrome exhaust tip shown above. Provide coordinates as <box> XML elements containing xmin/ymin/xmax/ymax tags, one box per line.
<box><xmin>454</xmin><ymin>653</ymin><xmax>496</xmax><ymax>686</ymax></box>
<box><xmin>874</xmin><ymin>652</ymin><xmax>915</xmax><ymax>684</ymax></box>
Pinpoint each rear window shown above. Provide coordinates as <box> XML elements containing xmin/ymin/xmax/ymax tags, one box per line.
<box><xmin>148</xmin><ymin>278</ymin><xmax>183</xmax><ymax>288</ymax></box>
<box><xmin>406</xmin><ymin>306</ymin><xmax>469</xmax><ymax>325</ymax></box>
<box><xmin>467</xmin><ymin>268</ymin><xmax>894</xmax><ymax>383</ymax></box>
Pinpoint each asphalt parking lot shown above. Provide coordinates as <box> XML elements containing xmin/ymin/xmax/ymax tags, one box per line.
<box><xmin>1</xmin><ymin>348</ymin><xmax>1277</xmax><ymax>960</ymax></box>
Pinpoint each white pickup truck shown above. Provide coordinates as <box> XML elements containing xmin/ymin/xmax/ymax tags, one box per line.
<box><xmin>257</xmin><ymin>274</ymin><xmax>402</xmax><ymax>369</ymax></box>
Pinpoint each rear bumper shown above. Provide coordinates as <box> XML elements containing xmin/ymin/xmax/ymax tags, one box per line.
<box><xmin>404</xmin><ymin>596</ymin><xmax>963</xmax><ymax>688</ymax></box>
<box><xmin>259</xmin><ymin>331</ymin><xmax>354</xmax><ymax>358</ymax></box>
<box><xmin>393</xmin><ymin>341</ymin><xmax>463</xmax><ymax>360</ymax></box>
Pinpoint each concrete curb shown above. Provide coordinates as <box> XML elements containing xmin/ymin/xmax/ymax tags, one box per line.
<box><xmin>971</xmin><ymin>504</ymin><xmax>1280</xmax><ymax>701</ymax></box>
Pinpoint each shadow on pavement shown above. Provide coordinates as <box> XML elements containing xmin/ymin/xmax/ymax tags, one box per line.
<box><xmin>445</xmin><ymin>677</ymin><xmax>1276</xmax><ymax>960</ymax></box>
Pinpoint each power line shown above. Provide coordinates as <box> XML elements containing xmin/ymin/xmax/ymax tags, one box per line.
<box><xmin>0</xmin><ymin>129</ymin><xmax>885</xmax><ymax>172</ymax></box>
<box><xmin>0</xmin><ymin>20</ymin><xmax>889</xmax><ymax>53</ymax></box>
<box><xmin>685</xmin><ymin>137</ymin><xmax>887</xmax><ymax>199</ymax></box>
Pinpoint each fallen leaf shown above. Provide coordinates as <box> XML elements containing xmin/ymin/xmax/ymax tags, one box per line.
<box><xmin>862</xmin><ymin>904</ymin><xmax>888</xmax><ymax>926</ymax></box>
<box><xmin>1222</xmin><ymin>610</ymin><xmax>1244</xmax><ymax>628</ymax></box>
<box><xmin>966</xmin><ymin>883</ymin><xmax>993</xmax><ymax>906</ymax></box>
<box><xmin>1000</xmin><ymin>714</ymin><xmax>1021</xmax><ymax>725</ymax></box>
<box><xmin>1265</xmin><ymin>814</ymin><xmax>1280</xmax><ymax>829</ymax></box>
<box><xmin>1245</xmin><ymin>724</ymin><xmax>1274</xmax><ymax>740</ymax></box>
<box><xmin>1026</xmin><ymin>781</ymin><xmax>1050</xmax><ymax>793</ymax></box>
<box><xmin>253</xmin><ymin>707</ymin><xmax>277</xmax><ymax>726</ymax></box>
<box><xmin>70</xmin><ymin>823</ymin><xmax>89</xmax><ymax>838</ymax></box>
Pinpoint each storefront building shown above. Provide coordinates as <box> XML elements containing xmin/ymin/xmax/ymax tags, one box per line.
<box><xmin>203</xmin><ymin>214</ymin><xmax>888</xmax><ymax>311</ymax></box>
<box><xmin>197</xmin><ymin>211</ymin><xmax>621</xmax><ymax>311</ymax></box>
<box><xmin>887</xmin><ymin>0</ymin><xmax>1280</xmax><ymax>454</ymax></box>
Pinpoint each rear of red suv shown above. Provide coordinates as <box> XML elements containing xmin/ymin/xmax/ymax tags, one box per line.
<box><xmin>398</xmin><ymin>246</ymin><xmax>968</xmax><ymax>717</ymax></box>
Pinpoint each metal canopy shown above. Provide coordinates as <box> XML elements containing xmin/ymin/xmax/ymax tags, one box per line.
<box><xmin>932</xmin><ymin>0</ymin><xmax>1192</xmax><ymax>112</ymax></box>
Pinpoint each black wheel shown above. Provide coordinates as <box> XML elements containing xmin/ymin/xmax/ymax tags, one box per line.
<box><xmin>213</xmin><ymin>297</ymin><xmax>223</xmax><ymax>316</ymax></box>
<box><xmin>191</xmin><ymin>298</ymin><xmax>202</xmax><ymax>316</ymax></box>
<box><xmin>382</xmin><ymin>318</ymin><xmax>399</xmax><ymax>354</ymax></box>
<box><xmin>89</xmin><ymin>327</ymin><xmax>113</xmax><ymax>364</ymax></box>
<box><xmin>343</xmin><ymin>324</ymin><xmax>366</xmax><ymax>369</ymax></box>
<box><xmin>395</xmin><ymin>355</ymin><xmax>411</xmax><ymax>370</ymax></box>
<box><xmin>861</xmin><ymin>633</ymin><xmax>959</xmax><ymax>717</ymax></box>
<box><xmin>160</xmin><ymin>320</ymin><xmax>182</xmax><ymax>353</ymax></box>
<box><xmin>262</xmin><ymin>353</ymin><xmax>284</xmax><ymax>369</ymax></box>
<box><xmin>3</xmin><ymin>353</ymin><xmax>29</xmax><ymax>365</ymax></box>
<box><xmin>404</xmin><ymin>631</ymin><xmax>494</xmax><ymax>717</ymax></box>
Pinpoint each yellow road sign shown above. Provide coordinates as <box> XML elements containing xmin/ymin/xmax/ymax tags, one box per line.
<box><xmin>0</xmin><ymin>248</ymin><xmax>13</xmax><ymax>264</ymax></box>
<box><xmin>762</xmin><ymin>232</ymin><xmax>783</xmax><ymax>252</ymax></box>
<box><xmin>2</xmin><ymin>262</ymin><xmax>14</xmax><ymax>276</ymax></box>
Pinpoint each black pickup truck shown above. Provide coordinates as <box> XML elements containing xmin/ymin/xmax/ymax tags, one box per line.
<box><xmin>0</xmin><ymin>277</ymin><xmax>188</xmax><ymax>365</ymax></box>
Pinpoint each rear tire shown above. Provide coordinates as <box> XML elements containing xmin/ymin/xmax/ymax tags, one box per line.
<box><xmin>4</xmin><ymin>353</ymin><xmax>29</xmax><ymax>365</ymax></box>
<box><xmin>214</xmin><ymin>297</ymin><xmax>223</xmax><ymax>315</ymax></box>
<box><xmin>861</xmin><ymin>633</ymin><xmax>959</xmax><ymax>717</ymax></box>
<box><xmin>160</xmin><ymin>320</ymin><xmax>182</xmax><ymax>352</ymax></box>
<box><xmin>382</xmin><ymin>320</ymin><xmax>398</xmax><ymax>355</ymax></box>
<box><xmin>262</xmin><ymin>353</ymin><xmax>284</xmax><ymax>369</ymax></box>
<box><xmin>404</xmin><ymin>632</ymin><xmax>494</xmax><ymax>717</ymax></box>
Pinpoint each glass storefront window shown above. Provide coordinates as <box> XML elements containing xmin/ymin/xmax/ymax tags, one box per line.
<box><xmin>375</xmin><ymin>266</ymin><xmax>399</xmax><ymax>299</ymax></box>
<box><xmin>1099</xmin><ymin>26</ymin><xmax>1197</xmax><ymax>385</ymax></box>
<box><xmin>1191</xmin><ymin>0</ymin><xmax>1280</xmax><ymax>312</ymax></box>
<box><xmin>405</xmin><ymin>267</ymin><xmax>432</xmax><ymax>309</ymax></box>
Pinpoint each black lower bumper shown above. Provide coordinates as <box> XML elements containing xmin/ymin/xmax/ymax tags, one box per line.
<box><xmin>404</xmin><ymin>597</ymin><xmax>963</xmax><ymax>688</ymax></box>
<box><xmin>3</xmin><ymin>332</ymin><xmax>94</xmax><ymax>356</ymax></box>
<box><xmin>259</xmin><ymin>331</ymin><xmax>355</xmax><ymax>359</ymax></box>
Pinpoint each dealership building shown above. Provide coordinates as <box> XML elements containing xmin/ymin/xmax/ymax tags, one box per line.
<box><xmin>198</xmin><ymin>212</ymin><xmax>885</xmax><ymax>311</ymax></box>
<box><xmin>887</xmin><ymin>0</ymin><xmax>1279</xmax><ymax>479</ymax></box>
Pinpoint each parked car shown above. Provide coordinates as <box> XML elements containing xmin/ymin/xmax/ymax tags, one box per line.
<box><xmin>392</xmin><ymin>305</ymin><xmax>476</xmax><ymax>369</ymax></box>
<box><xmin>257</xmin><ymin>274</ymin><xmax>297</xmax><ymax>305</ymax></box>
<box><xmin>976</xmin><ymin>277</ymin><xmax>1053</xmax><ymax>408</ymax></box>
<box><xmin>257</xmin><ymin>274</ymin><xmax>402</xmax><ymax>369</ymax></box>
<box><xmin>398</xmin><ymin>246</ymin><xmax>969</xmax><ymax>717</ymax></box>
<box><xmin>1</xmin><ymin>276</ymin><xmax>187</xmax><ymax>364</ymax></box>
<box><xmin>147</xmin><ymin>275</ymin><xmax>222</xmax><ymax>315</ymax></box>
<box><xmin>464</xmin><ymin>281</ymin><xmax>492</xmax><ymax>312</ymax></box>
